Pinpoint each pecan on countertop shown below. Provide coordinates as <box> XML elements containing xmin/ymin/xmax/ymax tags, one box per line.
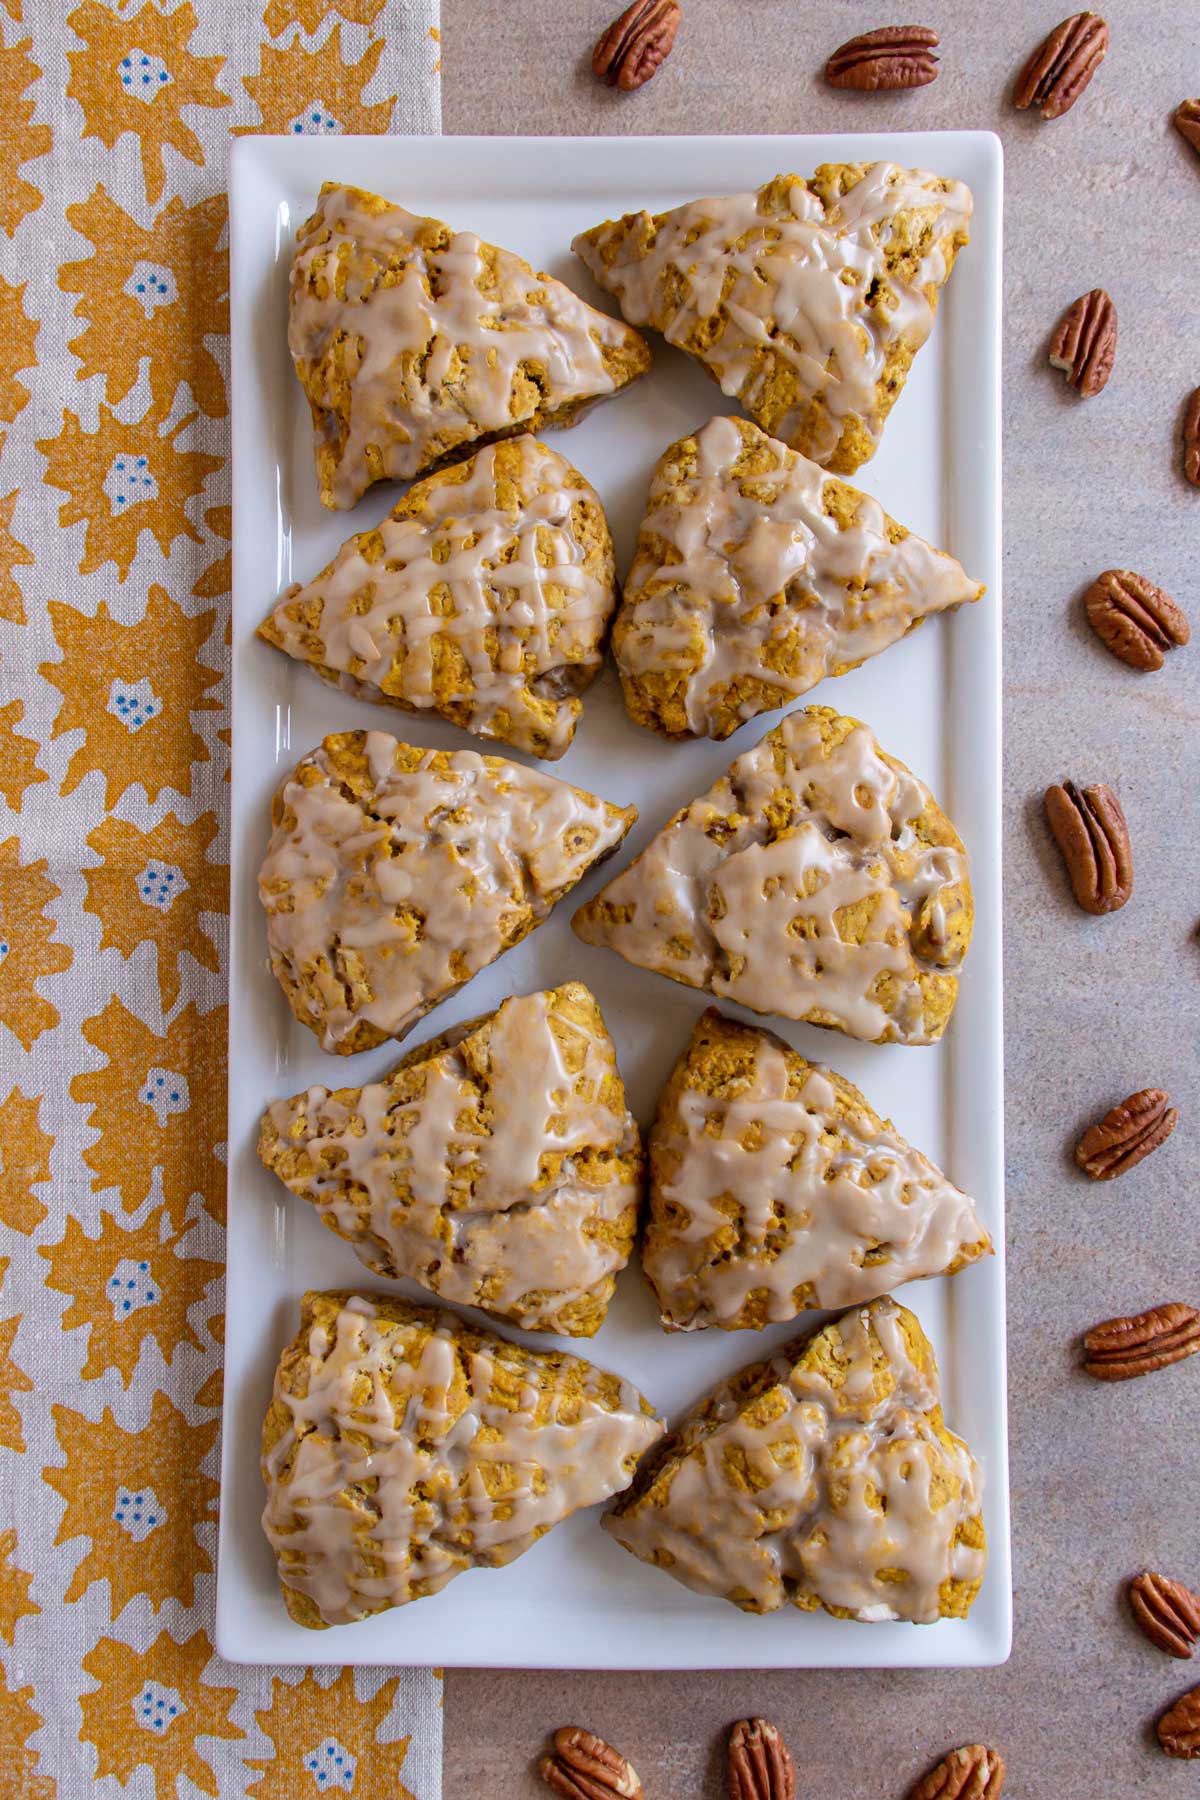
<box><xmin>728</xmin><ymin>1718</ymin><xmax>796</xmax><ymax>1800</ymax></box>
<box><xmin>1015</xmin><ymin>11</ymin><xmax>1108</xmax><ymax>117</ymax></box>
<box><xmin>1083</xmin><ymin>1303</ymin><xmax>1200</xmax><ymax>1381</ymax></box>
<box><xmin>1049</xmin><ymin>289</ymin><xmax>1116</xmax><ymax>397</ymax></box>
<box><xmin>1131</xmin><ymin>1572</ymin><xmax>1200</xmax><ymax>1659</ymax></box>
<box><xmin>1183</xmin><ymin>386</ymin><xmax>1200</xmax><ymax>486</ymax></box>
<box><xmin>1043</xmin><ymin>780</ymin><xmax>1132</xmax><ymax>914</ymax></box>
<box><xmin>1174</xmin><ymin>99</ymin><xmax>1200</xmax><ymax>157</ymax></box>
<box><xmin>1084</xmin><ymin>570</ymin><xmax>1189</xmax><ymax>671</ymax></box>
<box><xmin>1075</xmin><ymin>1088</ymin><xmax>1178</xmax><ymax>1179</ymax></box>
<box><xmin>1159</xmin><ymin>1685</ymin><xmax>1200</xmax><ymax>1757</ymax></box>
<box><xmin>592</xmin><ymin>0</ymin><xmax>681</xmax><ymax>91</ymax></box>
<box><xmin>909</xmin><ymin>1744</ymin><xmax>1006</xmax><ymax>1799</ymax></box>
<box><xmin>825</xmin><ymin>26</ymin><xmax>939</xmax><ymax>90</ymax></box>
<box><xmin>539</xmin><ymin>1727</ymin><xmax>643</xmax><ymax>1800</ymax></box>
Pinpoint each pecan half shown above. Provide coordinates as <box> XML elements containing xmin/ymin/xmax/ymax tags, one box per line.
<box><xmin>910</xmin><ymin>1744</ymin><xmax>1006</xmax><ymax>1799</ymax></box>
<box><xmin>1014</xmin><ymin>11</ymin><xmax>1108</xmax><ymax>117</ymax></box>
<box><xmin>539</xmin><ymin>1728</ymin><xmax>643</xmax><ymax>1800</ymax></box>
<box><xmin>1075</xmin><ymin>1088</ymin><xmax>1178</xmax><ymax>1179</ymax></box>
<box><xmin>1183</xmin><ymin>386</ymin><xmax>1200</xmax><ymax>486</ymax></box>
<box><xmin>1083</xmin><ymin>1302</ymin><xmax>1200</xmax><ymax>1381</ymax></box>
<box><xmin>728</xmin><ymin>1718</ymin><xmax>796</xmax><ymax>1800</ymax></box>
<box><xmin>592</xmin><ymin>0</ymin><xmax>681</xmax><ymax>91</ymax></box>
<box><xmin>1049</xmin><ymin>289</ymin><xmax>1116</xmax><ymax>397</ymax></box>
<box><xmin>1084</xmin><ymin>569</ymin><xmax>1190</xmax><ymax>671</ymax></box>
<box><xmin>825</xmin><ymin>25</ymin><xmax>939</xmax><ymax>91</ymax></box>
<box><xmin>1131</xmin><ymin>1572</ymin><xmax>1200</xmax><ymax>1659</ymax></box>
<box><xmin>1043</xmin><ymin>780</ymin><xmax>1132</xmax><ymax>914</ymax></box>
<box><xmin>1175</xmin><ymin>99</ymin><xmax>1200</xmax><ymax>157</ymax></box>
<box><xmin>1159</xmin><ymin>1685</ymin><xmax>1200</xmax><ymax>1757</ymax></box>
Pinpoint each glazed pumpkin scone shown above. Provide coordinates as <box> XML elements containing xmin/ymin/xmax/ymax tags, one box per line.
<box><xmin>613</xmin><ymin>415</ymin><xmax>983</xmax><ymax>740</ymax></box>
<box><xmin>258</xmin><ymin>436</ymin><xmax>618</xmax><ymax>760</ymax></box>
<box><xmin>573</xmin><ymin>163</ymin><xmax>972</xmax><ymax>474</ymax></box>
<box><xmin>572</xmin><ymin>706</ymin><xmax>971</xmax><ymax>1046</ymax></box>
<box><xmin>258</xmin><ymin>984</ymin><xmax>643</xmax><ymax>1336</ymax></box>
<box><xmin>262</xmin><ymin>1291</ymin><xmax>664</xmax><ymax>1628</ymax></box>
<box><xmin>644</xmin><ymin>1008</ymin><xmax>991</xmax><ymax>1332</ymax></box>
<box><xmin>290</xmin><ymin>182</ymin><xmax>652</xmax><ymax>509</ymax></box>
<box><xmin>260</xmin><ymin>730</ymin><xmax>636</xmax><ymax>1055</ymax></box>
<box><xmin>603</xmin><ymin>1296</ymin><xmax>987</xmax><ymax>1623</ymax></box>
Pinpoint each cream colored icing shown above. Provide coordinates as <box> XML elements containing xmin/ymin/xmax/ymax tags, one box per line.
<box><xmin>617</xmin><ymin>415</ymin><xmax>981</xmax><ymax>735</ymax></box>
<box><xmin>291</xmin><ymin>184</ymin><xmax>640</xmax><ymax>508</ymax></box>
<box><xmin>603</xmin><ymin>1297</ymin><xmax>986</xmax><ymax>1622</ymax></box>
<box><xmin>263</xmin><ymin>988</ymin><xmax>641</xmax><ymax>1331</ymax></box>
<box><xmin>572</xmin><ymin>709</ymin><xmax>968</xmax><ymax>1045</ymax></box>
<box><xmin>263</xmin><ymin>1295</ymin><xmax>664</xmax><ymax>1625</ymax></box>
<box><xmin>573</xmin><ymin>164</ymin><xmax>971</xmax><ymax>463</ymax></box>
<box><xmin>646</xmin><ymin>1026</ymin><xmax>988</xmax><ymax>1328</ymax></box>
<box><xmin>260</xmin><ymin>731</ymin><xmax>634</xmax><ymax>1052</ymax></box>
<box><xmin>261</xmin><ymin>436</ymin><xmax>615</xmax><ymax>759</ymax></box>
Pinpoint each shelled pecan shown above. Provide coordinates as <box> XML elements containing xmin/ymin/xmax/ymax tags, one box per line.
<box><xmin>539</xmin><ymin>1728</ymin><xmax>643</xmax><ymax>1800</ymax></box>
<box><xmin>825</xmin><ymin>26</ymin><xmax>939</xmax><ymax>90</ymax></box>
<box><xmin>909</xmin><ymin>1744</ymin><xmax>1006</xmax><ymax>1799</ymax></box>
<box><xmin>1174</xmin><ymin>99</ymin><xmax>1200</xmax><ymax>157</ymax></box>
<box><xmin>1183</xmin><ymin>386</ymin><xmax>1200</xmax><ymax>486</ymax></box>
<box><xmin>1083</xmin><ymin>1303</ymin><xmax>1200</xmax><ymax>1381</ymax></box>
<box><xmin>728</xmin><ymin>1718</ymin><xmax>796</xmax><ymax>1800</ymax></box>
<box><xmin>1131</xmin><ymin>1572</ymin><xmax>1200</xmax><ymax>1659</ymax></box>
<box><xmin>1014</xmin><ymin>11</ymin><xmax>1108</xmax><ymax>117</ymax></box>
<box><xmin>1075</xmin><ymin>1088</ymin><xmax>1178</xmax><ymax>1179</ymax></box>
<box><xmin>1048</xmin><ymin>289</ymin><xmax>1116</xmax><ymax>397</ymax></box>
<box><xmin>1043</xmin><ymin>780</ymin><xmax>1132</xmax><ymax>913</ymax></box>
<box><xmin>1084</xmin><ymin>569</ymin><xmax>1189</xmax><ymax>670</ymax></box>
<box><xmin>592</xmin><ymin>0</ymin><xmax>681</xmax><ymax>91</ymax></box>
<box><xmin>1159</xmin><ymin>1685</ymin><xmax>1200</xmax><ymax>1757</ymax></box>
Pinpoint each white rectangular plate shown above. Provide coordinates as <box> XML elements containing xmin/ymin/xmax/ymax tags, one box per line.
<box><xmin>220</xmin><ymin>131</ymin><xmax>1007</xmax><ymax>1669</ymax></box>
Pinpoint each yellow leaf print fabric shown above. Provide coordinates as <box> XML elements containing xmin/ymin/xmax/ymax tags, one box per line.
<box><xmin>0</xmin><ymin>0</ymin><xmax>443</xmax><ymax>1793</ymax></box>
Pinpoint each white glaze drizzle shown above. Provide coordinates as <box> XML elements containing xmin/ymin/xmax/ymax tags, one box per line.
<box><xmin>573</xmin><ymin>164</ymin><xmax>971</xmax><ymax>464</ymax></box>
<box><xmin>260</xmin><ymin>436</ymin><xmax>616</xmax><ymax>760</ymax></box>
<box><xmin>262</xmin><ymin>1295</ymin><xmax>664</xmax><ymax>1625</ymax></box>
<box><xmin>645</xmin><ymin>1021</ymin><xmax>989</xmax><ymax>1328</ymax></box>
<box><xmin>290</xmin><ymin>183</ymin><xmax>643</xmax><ymax>508</ymax></box>
<box><xmin>262</xmin><ymin>988</ymin><xmax>642</xmax><ymax>1332</ymax></box>
<box><xmin>573</xmin><ymin>708</ymin><xmax>968</xmax><ymax>1045</ymax></box>
<box><xmin>617</xmin><ymin>416</ymin><xmax>981</xmax><ymax>736</ymax></box>
<box><xmin>260</xmin><ymin>730</ymin><xmax>634</xmax><ymax>1052</ymax></box>
<box><xmin>603</xmin><ymin>1297</ymin><xmax>986</xmax><ymax>1622</ymax></box>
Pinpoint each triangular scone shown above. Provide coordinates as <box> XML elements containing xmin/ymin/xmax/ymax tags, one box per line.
<box><xmin>572</xmin><ymin>706</ymin><xmax>970</xmax><ymax>1046</ymax></box>
<box><xmin>290</xmin><ymin>183</ymin><xmax>653</xmax><ymax>509</ymax></box>
<box><xmin>573</xmin><ymin>164</ymin><xmax>972</xmax><ymax>475</ymax></box>
<box><xmin>261</xmin><ymin>730</ymin><xmax>636</xmax><ymax>1055</ymax></box>
<box><xmin>603</xmin><ymin>1296</ymin><xmax>987</xmax><ymax>1623</ymax></box>
<box><xmin>263</xmin><ymin>1291</ymin><xmax>664</xmax><ymax>1627</ymax></box>
<box><xmin>258</xmin><ymin>436</ymin><xmax>618</xmax><ymax>760</ymax></box>
<box><xmin>259</xmin><ymin>985</ymin><xmax>643</xmax><ymax>1337</ymax></box>
<box><xmin>644</xmin><ymin>1008</ymin><xmax>991</xmax><ymax>1331</ymax></box>
<box><xmin>614</xmin><ymin>416</ymin><xmax>984</xmax><ymax>740</ymax></box>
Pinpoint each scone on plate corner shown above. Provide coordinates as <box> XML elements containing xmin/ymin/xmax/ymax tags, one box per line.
<box><xmin>290</xmin><ymin>182</ymin><xmax>652</xmax><ymax>509</ymax></box>
<box><xmin>260</xmin><ymin>729</ymin><xmax>636</xmax><ymax>1055</ymax></box>
<box><xmin>257</xmin><ymin>435</ymin><xmax>619</xmax><ymax>761</ymax></box>
<box><xmin>644</xmin><ymin>1007</ymin><xmax>991</xmax><ymax>1331</ymax></box>
<box><xmin>572</xmin><ymin>705</ymin><xmax>971</xmax><ymax>1047</ymax></box>
<box><xmin>613</xmin><ymin>414</ymin><xmax>983</xmax><ymax>740</ymax></box>
<box><xmin>262</xmin><ymin>1291</ymin><xmax>664</xmax><ymax>1628</ymax></box>
<box><xmin>573</xmin><ymin>163</ymin><xmax>971</xmax><ymax>475</ymax></box>
<box><xmin>258</xmin><ymin>984</ymin><xmax>643</xmax><ymax>1337</ymax></box>
<box><xmin>603</xmin><ymin>1296</ymin><xmax>987</xmax><ymax>1623</ymax></box>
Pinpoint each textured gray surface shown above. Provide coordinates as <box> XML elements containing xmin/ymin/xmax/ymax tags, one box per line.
<box><xmin>438</xmin><ymin>3</ymin><xmax>1200</xmax><ymax>1792</ymax></box>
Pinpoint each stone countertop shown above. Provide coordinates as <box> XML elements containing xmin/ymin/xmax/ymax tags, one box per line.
<box><xmin>439</xmin><ymin>3</ymin><xmax>1200</xmax><ymax>1792</ymax></box>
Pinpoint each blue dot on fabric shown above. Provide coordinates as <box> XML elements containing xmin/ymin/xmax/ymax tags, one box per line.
<box><xmin>146</xmin><ymin>1290</ymin><xmax>156</xmax><ymax>1302</ymax></box>
<box><xmin>141</xmin><ymin>54</ymin><xmax>148</xmax><ymax>63</ymax></box>
<box><xmin>122</xmin><ymin>1301</ymin><xmax>131</xmax><ymax>1312</ymax></box>
<box><xmin>139</xmin><ymin>1261</ymin><xmax>148</xmax><ymax>1270</ymax></box>
<box><xmin>122</xmin><ymin>55</ymin><xmax>130</xmax><ymax>65</ymax></box>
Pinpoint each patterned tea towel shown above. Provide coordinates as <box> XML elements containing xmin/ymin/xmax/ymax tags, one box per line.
<box><xmin>0</xmin><ymin>0</ymin><xmax>443</xmax><ymax>1794</ymax></box>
